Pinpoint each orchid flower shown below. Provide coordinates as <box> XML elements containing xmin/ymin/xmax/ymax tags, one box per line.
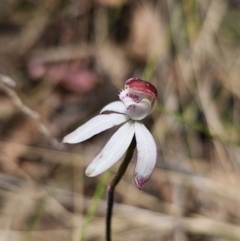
<box><xmin>63</xmin><ymin>78</ymin><xmax>158</xmax><ymax>189</ymax></box>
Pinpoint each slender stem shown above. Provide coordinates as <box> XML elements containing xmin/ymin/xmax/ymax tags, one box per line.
<box><xmin>106</xmin><ymin>136</ymin><xmax>136</xmax><ymax>241</ymax></box>
<box><xmin>106</xmin><ymin>188</ymin><xmax>114</xmax><ymax>241</ymax></box>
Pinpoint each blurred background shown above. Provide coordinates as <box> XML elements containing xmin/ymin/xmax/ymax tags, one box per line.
<box><xmin>0</xmin><ymin>0</ymin><xmax>240</xmax><ymax>240</ymax></box>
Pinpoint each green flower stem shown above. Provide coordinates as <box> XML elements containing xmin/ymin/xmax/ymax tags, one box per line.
<box><xmin>106</xmin><ymin>136</ymin><xmax>136</xmax><ymax>241</ymax></box>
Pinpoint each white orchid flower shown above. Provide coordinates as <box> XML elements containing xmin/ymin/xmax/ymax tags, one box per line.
<box><xmin>63</xmin><ymin>78</ymin><xmax>158</xmax><ymax>189</ymax></box>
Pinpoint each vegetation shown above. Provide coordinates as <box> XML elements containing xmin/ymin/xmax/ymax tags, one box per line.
<box><xmin>0</xmin><ymin>0</ymin><xmax>240</xmax><ymax>240</ymax></box>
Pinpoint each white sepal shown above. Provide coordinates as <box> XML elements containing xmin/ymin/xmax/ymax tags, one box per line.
<box><xmin>86</xmin><ymin>121</ymin><xmax>135</xmax><ymax>176</ymax></box>
<box><xmin>134</xmin><ymin>121</ymin><xmax>157</xmax><ymax>189</ymax></box>
<box><xmin>63</xmin><ymin>113</ymin><xmax>129</xmax><ymax>144</ymax></box>
<box><xmin>100</xmin><ymin>101</ymin><xmax>127</xmax><ymax>114</ymax></box>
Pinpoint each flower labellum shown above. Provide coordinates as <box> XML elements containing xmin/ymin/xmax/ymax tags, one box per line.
<box><xmin>63</xmin><ymin>78</ymin><xmax>158</xmax><ymax>189</ymax></box>
<box><xmin>119</xmin><ymin>78</ymin><xmax>157</xmax><ymax>120</ymax></box>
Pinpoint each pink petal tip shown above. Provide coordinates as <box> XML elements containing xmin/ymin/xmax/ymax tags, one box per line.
<box><xmin>134</xmin><ymin>176</ymin><xmax>147</xmax><ymax>189</ymax></box>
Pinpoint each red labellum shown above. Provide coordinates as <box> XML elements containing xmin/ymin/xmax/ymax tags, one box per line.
<box><xmin>125</xmin><ymin>78</ymin><xmax>158</xmax><ymax>99</ymax></box>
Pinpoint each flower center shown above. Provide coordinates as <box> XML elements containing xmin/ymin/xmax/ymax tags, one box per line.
<box><xmin>119</xmin><ymin>88</ymin><xmax>152</xmax><ymax>120</ymax></box>
<box><xmin>126</xmin><ymin>93</ymin><xmax>139</xmax><ymax>105</ymax></box>
<box><xmin>119</xmin><ymin>78</ymin><xmax>157</xmax><ymax>120</ymax></box>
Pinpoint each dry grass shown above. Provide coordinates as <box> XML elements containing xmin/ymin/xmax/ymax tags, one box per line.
<box><xmin>0</xmin><ymin>0</ymin><xmax>240</xmax><ymax>240</ymax></box>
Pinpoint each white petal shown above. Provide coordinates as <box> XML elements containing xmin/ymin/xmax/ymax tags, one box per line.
<box><xmin>100</xmin><ymin>101</ymin><xmax>127</xmax><ymax>114</ymax></box>
<box><xmin>63</xmin><ymin>113</ymin><xmax>129</xmax><ymax>144</ymax></box>
<box><xmin>86</xmin><ymin>121</ymin><xmax>135</xmax><ymax>176</ymax></box>
<box><xmin>134</xmin><ymin>122</ymin><xmax>157</xmax><ymax>189</ymax></box>
<box><xmin>119</xmin><ymin>89</ymin><xmax>152</xmax><ymax>120</ymax></box>
<box><xmin>127</xmin><ymin>99</ymin><xmax>151</xmax><ymax>120</ymax></box>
